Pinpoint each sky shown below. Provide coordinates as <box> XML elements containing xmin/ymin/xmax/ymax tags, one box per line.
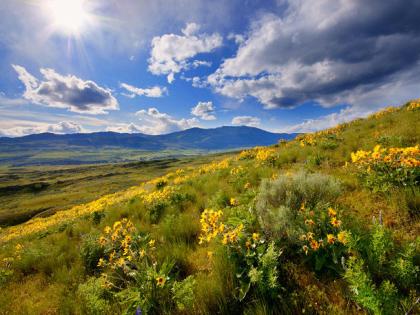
<box><xmin>0</xmin><ymin>0</ymin><xmax>419</xmax><ymax>137</ymax></box>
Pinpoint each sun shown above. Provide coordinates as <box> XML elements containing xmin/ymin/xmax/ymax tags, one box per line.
<box><xmin>46</xmin><ymin>0</ymin><xmax>91</xmax><ymax>35</ymax></box>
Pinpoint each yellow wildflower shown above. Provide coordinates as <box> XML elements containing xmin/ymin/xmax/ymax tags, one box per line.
<box><xmin>97</xmin><ymin>258</ymin><xmax>106</xmax><ymax>267</ymax></box>
<box><xmin>230</xmin><ymin>198</ymin><xmax>239</xmax><ymax>206</ymax></box>
<box><xmin>327</xmin><ymin>234</ymin><xmax>335</xmax><ymax>244</ymax></box>
<box><xmin>327</xmin><ymin>207</ymin><xmax>337</xmax><ymax>217</ymax></box>
<box><xmin>330</xmin><ymin>217</ymin><xmax>342</xmax><ymax>228</ymax></box>
<box><xmin>156</xmin><ymin>276</ymin><xmax>166</xmax><ymax>287</ymax></box>
<box><xmin>337</xmin><ymin>231</ymin><xmax>348</xmax><ymax>244</ymax></box>
<box><xmin>252</xmin><ymin>233</ymin><xmax>260</xmax><ymax>241</ymax></box>
<box><xmin>116</xmin><ymin>257</ymin><xmax>125</xmax><ymax>267</ymax></box>
<box><xmin>310</xmin><ymin>239</ymin><xmax>320</xmax><ymax>251</ymax></box>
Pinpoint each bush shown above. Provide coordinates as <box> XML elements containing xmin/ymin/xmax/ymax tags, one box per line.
<box><xmin>172</xmin><ymin>275</ymin><xmax>196</xmax><ymax>311</ymax></box>
<box><xmin>77</xmin><ymin>277</ymin><xmax>112</xmax><ymax>315</ymax></box>
<box><xmin>255</xmin><ymin>171</ymin><xmax>341</xmax><ymax>238</ymax></box>
<box><xmin>344</xmin><ymin>223</ymin><xmax>419</xmax><ymax>314</ymax></box>
<box><xmin>344</xmin><ymin>256</ymin><xmax>397</xmax><ymax>315</ymax></box>
<box><xmin>91</xmin><ymin>211</ymin><xmax>105</xmax><ymax>225</ymax></box>
<box><xmin>80</xmin><ymin>234</ymin><xmax>104</xmax><ymax>275</ymax></box>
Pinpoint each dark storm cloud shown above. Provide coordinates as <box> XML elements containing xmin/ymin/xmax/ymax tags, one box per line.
<box><xmin>208</xmin><ymin>0</ymin><xmax>420</xmax><ymax>108</ymax></box>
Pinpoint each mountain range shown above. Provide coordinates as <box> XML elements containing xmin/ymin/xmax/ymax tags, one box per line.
<box><xmin>0</xmin><ymin>126</ymin><xmax>298</xmax><ymax>152</ymax></box>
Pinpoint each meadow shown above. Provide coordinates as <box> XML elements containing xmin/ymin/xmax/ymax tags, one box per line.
<box><xmin>0</xmin><ymin>100</ymin><xmax>419</xmax><ymax>314</ymax></box>
<box><xmin>0</xmin><ymin>154</ymin><xmax>232</xmax><ymax>227</ymax></box>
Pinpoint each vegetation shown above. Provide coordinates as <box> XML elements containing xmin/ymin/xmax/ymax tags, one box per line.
<box><xmin>0</xmin><ymin>100</ymin><xmax>419</xmax><ymax>314</ymax></box>
<box><xmin>0</xmin><ymin>154</ymin><xmax>233</xmax><ymax>227</ymax></box>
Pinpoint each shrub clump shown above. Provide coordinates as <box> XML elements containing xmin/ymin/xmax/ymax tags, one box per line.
<box><xmin>255</xmin><ymin>171</ymin><xmax>341</xmax><ymax>239</ymax></box>
<box><xmin>77</xmin><ymin>277</ymin><xmax>112</xmax><ymax>315</ymax></box>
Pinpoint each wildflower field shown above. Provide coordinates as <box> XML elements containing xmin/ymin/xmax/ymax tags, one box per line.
<box><xmin>0</xmin><ymin>100</ymin><xmax>419</xmax><ymax>314</ymax></box>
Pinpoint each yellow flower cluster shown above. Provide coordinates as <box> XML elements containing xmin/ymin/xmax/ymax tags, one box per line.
<box><xmin>328</xmin><ymin>207</ymin><xmax>342</xmax><ymax>228</ymax></box>
<box><xmin>98</xmin><ymin>219</ymin><xmax>136</xmax><ymax>268</ymax></box>
<box><xmin>407</xmin><ymin>99</ymin><xmax>420</xmax><ymax>111</ymax></box>
<box><xmin>314</xmin><ymin>124</ymin><xmax>344</xmax><ymax>137</ymax></box>
<box><xmin>351</xmin><ymin>145</ymin><xmax>420</xmax><ymax>168</ymax></box>
<box><xmin>298</xmin><ymin>134</ymin><xmax>316</xmax><ymax>147</ymax></box>
<box><xmin>98</xmin><ymin>218</ymin><xmax>154</xmax><ymax>271</ymax></box>
<box><xmin>199</xmin><ymin>158</ymin><xmax>231</xmax><ymax>174</ymax></box>
<box><xmin>142</xmin><ymin>185</ymin><xmax>176</xmax><ymax>207</ymax></box>
<box><xmin>369</xmin><ymin>106</ymin><xmax>399</xmax><ymax>119</ymax></box>
<box><xmin>230</xmin><ymin>166</ymin><xmax>245</xmax><ymax>176</ymax></box>
<box><xmin>237</xmin><ymin>149</ymin><xmax>256</xmax><ymax>160</ymax></box>
<box><xmin>0</xmin><ymin>185</ymin><xmax>148</xmax><ymax>242</ymax></box>
<box><xmin>222</xmin><ymin>223</ymin><xmax>244</xmax><ymax>245</ymax></box>
<box><xmin>238</xmin><ymin>146</ymin><xmax>277</xmax><ymax>163</ymax></box>
<box><xmin>299</xmin><ymin>205</ymin><xmax>347</xmax><ymax>255</ymax></box>
<box><xmin>255</xmin><ymin>147</ymin><xmax>277</xmax><ymax>164</ymax></box>
<box><xmin>173</xmin><ymin>173</ymin><xmax>194</xmax><ymax>185</ymax></box>
<box><xmin>198</xmin><ymin>209</ymin><xmax>224</xmax><ymax>244</ymax></box>
<box><xmin>198</xmin><ymin>209</ymin><xmax>245</xmax><ymax>246</ymax></box>
<box><xmin>301</xmin><ymin>230</ymin><xmax>348</xmax><ymax>254</ymax></box>
<box><xmin>237</xmin><ymin>146</ymin><xmax>277</xmax><ymax>164</ymax></box>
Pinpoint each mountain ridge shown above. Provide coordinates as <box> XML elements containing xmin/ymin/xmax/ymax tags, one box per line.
<box><xmin>0</xmin><ymin>126</ymin><xmax>298</xmax><ymax>151</ymax></box>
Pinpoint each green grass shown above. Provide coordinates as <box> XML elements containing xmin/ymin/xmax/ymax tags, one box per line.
<box><xmin>0</xmin><ymin>103</ymin><xmax>418</xmax><ymax>314</ymax></box>
<box><xmin>0</xmin><ymin>153</ymin><xmax>236</xmax><ymax>227</ymax></box>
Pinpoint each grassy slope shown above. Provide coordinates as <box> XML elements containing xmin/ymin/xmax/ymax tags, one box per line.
<box><xmin>0</xmin><ymin>104</ymin><xmax>418</xmax><ymax>314</ymax></box>
<box><xmin>0</xmin><ymin>154</ymin><xmax>234</xmax><ymax>227</ymax></box>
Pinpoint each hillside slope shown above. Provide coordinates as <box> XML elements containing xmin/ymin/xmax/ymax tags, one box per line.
<box><xmin>0</xmin><ymin>101</ymin><xmax>418</xmax><ymax>314</ymax></box>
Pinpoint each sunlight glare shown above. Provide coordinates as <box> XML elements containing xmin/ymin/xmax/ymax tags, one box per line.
<box><xmin>46</xmin><ymin>0</ymin><xmax>90</xmax><ymax>35</ymax></box>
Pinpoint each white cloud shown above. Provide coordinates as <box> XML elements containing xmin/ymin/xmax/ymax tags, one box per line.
<box><xmin>0</xmin><ymin>121</ymin><xmax>83</xmax><ymax>137</ymax></box>
<box><xmin>135</xmin><ymin>107</ymin><xmax>199</xmax><ymax>135</ymax></box>
<box><xmin>191</xmin><ymin>60</ymin><xmax>212</xmax><ymax>68</ymax></box>
<box><xmin>278</xmin><ymin>107</ymin><xmax>373</xmax><ymax>133</ymax></box>
<box><xmin>231</xmin><ymin>116</ymin><xmax>261</xmax><ymax>127</ymax></box>
<box><xmin>227</xmin><ymin>33</ymin><xmax>245</xmax><ymax>44</ymax></box>
<box><xmin>191</xmin><ymin>101</ymin><xmax>216</xmax><ymax>120</ymax></box>
<box><xmin>120</xmin><ymin>83</ymin><xmax>168</xmax><ymax>98</ymax></box>
<box><xmin>148</xmin><ymin>23</ymin><xmax>222</xmax><ymax>83</ymax></box>
<box><xmin>182</xmin><ymin>22</ymin><xmax>201</xmax><ymax>36</ymax></box>
<box><xmin>12</xmin><ymin>65</ymin><xmax>119</xmax><ymax>114</ymax></box>
<box><xmin>106</xmin><ymin>123</ymin><xmax>143</xmax><ymax>133</ymax></box>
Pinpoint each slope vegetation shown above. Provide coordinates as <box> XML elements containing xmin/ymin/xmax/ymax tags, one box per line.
<box><xmin>0</xmin><ymin>101</ymin><xmax>419</xmax><ymax>314</ymax></box>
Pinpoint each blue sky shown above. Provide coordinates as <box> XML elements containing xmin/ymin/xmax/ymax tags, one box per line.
<box><xmin>0</xmin><ymin>0</ymin><xmax>419</xmax><ymax>136</ymax></box>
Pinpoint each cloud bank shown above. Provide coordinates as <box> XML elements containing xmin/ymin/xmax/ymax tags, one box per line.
<box><xmin>0</xmin><ymin>121</ymin><xmax>83</xmax><ymax>137</ymax></box>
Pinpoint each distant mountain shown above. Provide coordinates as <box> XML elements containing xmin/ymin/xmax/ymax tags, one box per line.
<box><xmin>0</xmin><ymin>126</ymin><xmax>297</xmax><ymax>152</ymax></box>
